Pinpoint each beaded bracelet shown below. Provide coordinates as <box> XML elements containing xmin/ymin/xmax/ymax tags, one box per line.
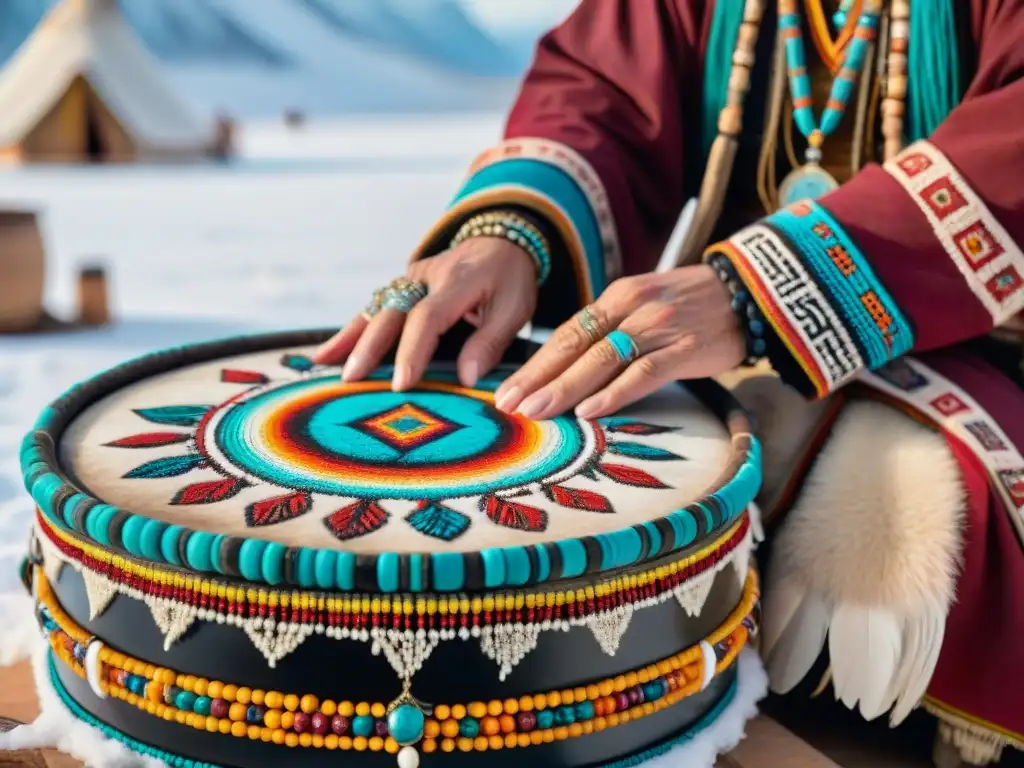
<box><xmin>706</xmin><ymin>253</ymin><xmax>768</xmax><ymax>366</ymax></box>
<box><xmin>450</xmin><ymin>210</ymin><xmax>552</xmax><ymax>285</ymax></box>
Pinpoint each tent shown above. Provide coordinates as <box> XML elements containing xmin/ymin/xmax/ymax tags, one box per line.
<box><xmin>0</xmin><ymin>0</ymin><xmax>225</xmax><ymax>164</ymax></box>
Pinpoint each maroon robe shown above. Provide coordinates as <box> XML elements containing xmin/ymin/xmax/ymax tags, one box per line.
<box><xmin>412</xmin><ymin>0</ymin><xmax>1024</xmax><ymax>748</ymax></box>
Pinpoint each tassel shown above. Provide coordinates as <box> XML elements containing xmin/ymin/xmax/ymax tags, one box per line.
<box><xmin>906</xmin><ymin>1</ymin><xmax>962</xmax><ymax>141</ymax></box>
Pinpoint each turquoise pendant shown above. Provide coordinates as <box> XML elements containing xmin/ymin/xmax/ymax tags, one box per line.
<box><xmin>778</xmin><ymin>163</ymin><xmax>840</xmax><ymax>207</ymax></box>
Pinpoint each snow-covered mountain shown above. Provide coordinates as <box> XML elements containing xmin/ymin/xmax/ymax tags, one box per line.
<box><xmin>299</xmin><ymin>0</ymin><xmax>518</xmax><ymax>77</ymax></box>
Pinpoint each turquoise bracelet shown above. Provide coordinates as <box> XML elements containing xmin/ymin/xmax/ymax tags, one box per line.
<box><xmin>451</xmin><ymin>211</ymin><xmax>552</xmax><ymax>285</ymax></box>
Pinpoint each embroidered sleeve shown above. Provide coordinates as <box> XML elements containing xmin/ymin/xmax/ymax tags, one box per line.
<box><xmin>410</xmin><ymin>0</ymin><xmax>703</xmax><ymax>329</ymax></box>
<box><xmin>707</xmin><ymin>79</ymin><xmax>1024</xmax><ymax>398</ymax></box>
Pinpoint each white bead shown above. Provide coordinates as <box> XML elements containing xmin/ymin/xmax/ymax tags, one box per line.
<box><xmin>397</xmin><ymin>746</ymin><xmax>420</xmax><ymax>768</ymax></box>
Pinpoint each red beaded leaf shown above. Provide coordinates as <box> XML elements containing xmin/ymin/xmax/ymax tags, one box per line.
<box><xmin>245</xmin><ymin>491</ymin><xmax>312</xmax><ymax>527</ymax></box>
<box><xmin>324</xmin><ymin>500</ymin><xmax>389</xmax><ymax>541</ymax></box>
<box><xmin>597</xmin><ymin>462</ymin><xmax>669</xmax><ymax>489</ymax></box>
<box><xmin>104</xmin><ymin>432</ymin><xmax>191</xmax><ymax>449</ymax></box>
<box><xmin>481</xmin><ymin>496</ymin><xmax>548</xmax><ymax>532</ymax></box>
<box><xmin>220</xmin><ymin>369</ymin><xmax>270</xmax><ymax>385</ymax></box>
<box><xmin>543</xmin><ymin>485</ymin><xmax>614</xmax><ymax>514</ymax></box>
<box><xmin>171</xmin><ymin>478</ymin><xmax>248</xmax><ymax>506</ymax></box>
<box><xmin>600</xmin><ymin>418</ymin><xmax>677</xmax><ymax>436</ymax></box>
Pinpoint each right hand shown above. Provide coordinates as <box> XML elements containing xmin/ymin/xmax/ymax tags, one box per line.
<box><xmin>313</xmin><ymin>237</ymin><xmax>539</xmax><ymax>391</ymax></box>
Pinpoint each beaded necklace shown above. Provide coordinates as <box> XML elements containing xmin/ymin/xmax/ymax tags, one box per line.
<box><xmin>777</xmin><ymin>0</ymin><xmax>883</xmax><ymax>207</ymax></box>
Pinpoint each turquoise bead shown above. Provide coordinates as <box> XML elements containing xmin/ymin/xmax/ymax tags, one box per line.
<box><xmin>458</xmin><ymin>718</ymin><xmax>480</xmax><ymax>738</ymax></box>
<box><xmin>536</xmin><ymin>709</ymin><xmax>555</xmax><ymax>729</ymax></box>
<box><xmin>575</xmin><ymin>700</ymin><xmax>595</xmax><ymax>721</ymax></box>
<box><xmin>175</xmin><ymin>690</ymin><xmax>197</xmax><ymax>711</ymax></box>
<box><xmin>352</xmin><ymin>715</ymin><xmax>374</xmax><ymax>738</ymax></box>
<box><xmin>194</xmin><ymin>696</ymin><xmax>212</xmax><ymax>715</ymax></box>
<box><xmin>387</xmin><ymin>704</ymin><xmax>425</xmax><ymax>746</ymax></box>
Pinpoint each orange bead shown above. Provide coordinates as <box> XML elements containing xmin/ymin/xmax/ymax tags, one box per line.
<box><xmin>488</xmin><ymin>735</ymin><xmax>504</xmax><ymax>750</ymax></box>
<box><xmin>473</xmin><ymin>736</ymin><xmax>488</xmax><ymax>751</ymax></box>
<box><xmin>441</xmin><ymin>738</ymin><xmax>455</xmax><ymax>753</ymax></box>
<box><xmin>422</xmin><ymin>739</ymin><xmax>437</xmax><ymax>754</ymax></box>
<box><xmin>568</xmin><ymin>723</ymin><xmax>583</xmax><ymax>738</ymax></box>
<box><xmin>499</xmin><ymin>714</ymin><xmax>516</xmax><ymax>734</ymax></box>
<box><xmin>441</xmin><ymin>720</ymin><xmax>460</xmax><ymax>738</ymax></box>
<box><xmin>517</xmin><ymin>733</ymin><xmax>531</xmax><ymax>748</ymax></box>
<box><xmin>451</xmin><ymin>704</ymin><xmax>467</xmax><ymax>720</ymax></box>
<box><xmin>424</xmin><ymin>720</ymin><xmax>441</xmax><ymax>738</ymax></box>
<box><xmin>457</xmin><ymin>737</ymin><xmax>474</xmax><ymax>752</ymax></box>
<box><xmin>481</xmin><ymin>717</ymin><xmax>500</xmax><ymax>737</ymax></box>
<box><xmin>433</xmin><ymin>704</ymin><xmax>451</xmax><ymax>721</ymax></box>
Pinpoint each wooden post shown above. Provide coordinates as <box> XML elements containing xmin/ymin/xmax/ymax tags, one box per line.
<box><xmin>0</xmin><ymin>210</ymin><xmax>45</xmax><ymax>333</ymax></box>
<box><xmin>76</xmin><ymin>263</ymin><xmax>110</xmax><ymax>326</ymax></box>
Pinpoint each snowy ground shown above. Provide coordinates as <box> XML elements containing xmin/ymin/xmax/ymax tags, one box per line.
<box><xmin>0</xmin><ymin>114</ymin><xmax>504</xmax><ymax>551</ymax></box>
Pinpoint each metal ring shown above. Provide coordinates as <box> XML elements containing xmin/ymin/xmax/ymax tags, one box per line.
<box><xmin>381</xmin><ymin>279</ymin><xmax>428</xmax><ymax>314</ymax></box>
<box><xmin>361</xmin><ymin>287</ymin><xmax>386</xmax><ymax>320</ymax></box>
<box><xmin>575</xmin><ymin>306</ymin><xmax>602</xmax><ymax>343</ymax></box>
<box><xmin>605</xmin><ymin>329</ymin><xmax>640</xmax><ymax>364</ymax></box>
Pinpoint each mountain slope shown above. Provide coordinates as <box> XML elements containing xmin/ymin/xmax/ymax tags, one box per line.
<box><xmin>299</xmin><ymin>0</ymin><xmax>517</xmax><ymax>77</ymax></box>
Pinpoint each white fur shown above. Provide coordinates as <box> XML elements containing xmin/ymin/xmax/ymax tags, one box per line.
<box><xmin>762</xmin><ymin>398</ymin><xmax>965</xmax><ymax>723</ymax></box>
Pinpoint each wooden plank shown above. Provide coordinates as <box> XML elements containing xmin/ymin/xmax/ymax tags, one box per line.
<box><xmin>726</xmin><ymin>717</ymin><xmax>842</xmax><ymax>768</ymax></box>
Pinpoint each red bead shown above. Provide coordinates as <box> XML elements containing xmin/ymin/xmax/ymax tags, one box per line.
<box><xmin>293</xmin><ymin>712</ymin><xmax>311</xmax><ymax>734</ymax></box>
<box><xmin>331</xmin><ymin>714</ymin><xmax>350</xmax><ymax>735</ymax></box>
<box><xmin>311</xmin><ymin>712</ymin><xmax>329</xmax><ymax>735</ymax></box>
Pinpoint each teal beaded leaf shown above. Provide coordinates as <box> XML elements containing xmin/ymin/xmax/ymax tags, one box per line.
<box><xmin>405</xmin><ymin>502</ymin><xmax>471</xmax><ymax>542</ymax></box>
<box><xmin>280</xmin><ymin>353</ymin><xmax>314</xmax><ymax>373</ymax></box>
<box><xmin>132</xmin><ymin>405</ymin><xmax>213</xmax><ymax>427</ymax></box>
<box><xmin>607</xmin><ymin>442</ymin><xmax>684</xmax><ymax>461</ymax></box>
<box><xmin>123</xmin><ymin>454</ymin><xmax>207</xmax><ymax>480</ymax></box>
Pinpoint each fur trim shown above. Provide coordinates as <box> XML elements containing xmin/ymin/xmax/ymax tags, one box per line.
<box><xmin>761</xmin><ymin>399</ymin><xmax>966</xmax><ymax>723</ymax></box>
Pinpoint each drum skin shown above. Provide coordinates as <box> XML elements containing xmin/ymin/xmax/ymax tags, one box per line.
<box><xmin>28</xmin><ymin>327</ymin><xmax>761</xmax><ymax>767</ymax></box>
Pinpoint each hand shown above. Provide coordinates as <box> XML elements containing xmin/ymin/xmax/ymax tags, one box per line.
<box><xmin>493</xmin><ymin>265</ymin><xmax>745</xmax><ymax>420</ymax></box>
<box><xmin>314</xmin><ymin>237</ymin><xmax>538</xmax><ymax>390</ymax></box>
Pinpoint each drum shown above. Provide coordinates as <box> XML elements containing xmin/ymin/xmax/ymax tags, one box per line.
<box><xmin>21</xmin><ymin>329</ymin><xmax>763</xmax><ymax>768</ymax></box>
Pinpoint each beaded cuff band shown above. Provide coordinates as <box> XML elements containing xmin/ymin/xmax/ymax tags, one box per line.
<box><xmin>450</xmin><ymin>210</ymin><xmax>553</xmax><ymax>285</ymax></box>
<box><xmin>706</xmin><ymin>254</ymin><xmax>768</xmax><ymax>367</ymax></box>
<box><xmin>37</xmin><ymin>566</ymin><xmax>759</xmax><ymax>766</ymax></box>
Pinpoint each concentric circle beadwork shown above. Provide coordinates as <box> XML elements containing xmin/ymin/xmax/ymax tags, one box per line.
<box><xmin>202</xmin><ymin>377</ymin><xmax>595</xmax><ymax>500</ymax></box>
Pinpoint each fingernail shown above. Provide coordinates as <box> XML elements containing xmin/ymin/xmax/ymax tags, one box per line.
<box><xmin>341</xmin><ymin>355</ymin><xmax>360</xmax><ymax>381</ymax></box>
<box><xmin>494</xmin><ymin>386</ymin><xmax>520</xmax><ymax>412</ymax></box>
<box><xmin>461</xmin><ymin>361</ymin><xmax>479</xmax><ymax>388</ymax></box>
<box><xmin>517</xmin><ymin>390</ymin><xmax>552</xmax><ymax>419</ymax></box>
<box><xmin>392</xmin><ymin>364</ymin><xmax>412</xmax><ymax>392</ymax></box>
<box><xmin>575</xmin><ymin>398</ymin><xmax>601</xmax><ymax>420</ymax></box>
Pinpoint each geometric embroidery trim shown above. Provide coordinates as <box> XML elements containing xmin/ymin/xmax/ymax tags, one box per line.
<box><xmin>469</xmin><ymin>137</ymin><xmax>624</xmax><ymax>283</ymax></box>
<box><xmin>727</xmin><ymin>224</ymin><xmax>866</xmax><ymax>394</ymax></box>
<box><xmin>860</xmin><ymin>357</ymin><xmax>1024</xmax><ymax>550</ymax></box>
<box><xmin>884</xmin><ymin>140</ymin><xmax>1024</xmax><ymax>324</ymax></box>
<box><xmin>766</xmin><ymin>201</ymin><xmax>915</xmax><ymax>367</ymax></box>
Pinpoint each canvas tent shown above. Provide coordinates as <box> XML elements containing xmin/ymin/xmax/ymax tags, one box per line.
<box><xmin>0</xmin><ymin>0</ymin><xmax>222</xmax><ymax>163</ymax></box>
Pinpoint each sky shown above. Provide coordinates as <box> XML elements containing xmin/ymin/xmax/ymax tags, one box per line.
<box><xmin>457</xmin><ymin>0</ymin><xmax>579</xmax><ymax>33</ymax></box>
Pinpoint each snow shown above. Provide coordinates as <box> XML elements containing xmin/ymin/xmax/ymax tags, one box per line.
<box><xmin>0</xmin><ymin>116</ymin><xmax>504</xmax><ymax>542</ymax></box>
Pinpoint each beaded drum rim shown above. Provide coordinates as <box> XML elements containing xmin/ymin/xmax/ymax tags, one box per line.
<box><xmin>37</xmin><ymin>564</ymin><xmax>760</xmax><ymax>764</ymax></box>
<box><xmin>21</xmin><ymin>330</ymin><xmax>762</xmax><ymax>594</ymax></box>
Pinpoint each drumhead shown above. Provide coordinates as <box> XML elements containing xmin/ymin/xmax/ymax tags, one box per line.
<box><xmin>26</xmin><ymin>330</ymin><xmax>760</xmax><ymax>592</ymax></box>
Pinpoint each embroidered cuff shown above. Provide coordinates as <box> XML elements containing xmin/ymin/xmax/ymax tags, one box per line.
<box><xmin>410</xmin><ymin>138</ymin><xmax>621</xmax><ymax>312</ymax></box>
<box><xmin>705</xmin><ymin>200</ymin><xmax>915</xmax><ymax>398</ymax></box>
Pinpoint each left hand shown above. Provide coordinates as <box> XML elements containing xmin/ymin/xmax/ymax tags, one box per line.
<box><xmin>493</xmin><ymin>265</ymin><xmax>746</xmax><ymax>420</ymax></box>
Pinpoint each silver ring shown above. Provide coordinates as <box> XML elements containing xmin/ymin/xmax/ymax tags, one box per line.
<box><xmin>361</xmin><ymin>287</ymin><xmax>386</xmax><ymax>320</ymax></box>
<box><xmin>575</xmin><ymin>306</ymin><xmax>602</xmax><ymax>343</ymax></box>
<box><xmin>381</xmin><ymin>278</ymin><xmax>428</xmax><ymax>314</ymax></box>
<box><xmin>605</xmin><ymin>329</ymin><xmax>640</xmax><ymax>364</ymax></box>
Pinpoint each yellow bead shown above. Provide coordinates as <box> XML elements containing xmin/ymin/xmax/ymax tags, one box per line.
<box><xmin>321</xmin><ymin>699</ymin><xmax>337</xmax><ymax>717</ymax></box>
<box><xmin>385</xmin><ymin>738</ymin><xmax>399</xmax><ymax>754</ymax></box>
<box><xmin>272</xmin><ymin>730</ymin><xmax>286</xmax><ymax>745</ymax></box>
<box><xmin>229</xmin><ymin>702</ymin><xmax>247</xmax><ymax>722</ymax></box>
<box><xmin>219</xmin><ymin>720</ymin><xmax>232</xmax><ymax>735</ymax></box>
<box><xmin>489</xmin><ymin>735</ymin><xmax>504</xmax><ymax>750</ymax></box>
<box><xmin>248</xmin><ymin>725</ymin><xmax>261</xmax><ymax>740</ymax></box>
<box><xmin>441</xmin><ymin>720</ymin><xmax>460</xmax><ymax>739</ymax></box>
<box><xmin>474</xmin><ymin>736</ymin><xmax>489</xmax><ymax>751</ymax></box>
<box><xmin>264</xmin><ymin>691</ymin><xmax>283</xmax><ymax>710</ymax></box>
<box><xmin>312</xmin><ymin>735</ymin><xmax>324</xmax><ymax>749</ymax></box>
<box><xmin>205</xmin><ymin>716</ymin><xmax>219</xmax><ymax>733</ymax></box>
<box><xmin>207</xmin><ymin>681</ymin><xmax>224</xmax><ymax>700</ymax></box>
<box><xmin>468</xmin><ymin>702</ymin><xmax>486</xmax><ymax>719</ymax></box>
<box><xmin>433</xmin><ymin>704</ymin><xmax>450</xmax><ymax>721</ymax></box>
<box><xmin>285</xmin><ymin>732</ymin><xmax>299</xmax><ymax>748</ymax></box>
<box><xmin>338</xmin><ymin>701</ymin><xmax>354</xmax><ymax>717</ymax></box>
<box><xmin>222</xmin><ymin>684</ymin><xmax>239</xmax><ymax>702</ymax></box>
<box><xmin>457</xmin><ymin>737</ymin><xmax>474</xmax><ymax>752</ymax></box>
<box><xmin>369</xmin><ymin>737</ymin><xmax>384</xmax><ymax>751</ymax></box>
<box><xmin>301</xmin><ymin>694</ymin><xmax>319</xmax><ymax>715</ymax></box>
<box><xmin>193</xmin><ymin>679</ymin><xmax>209</xmax><ymax>697</ymax></box>
<box><xmin>236</xmin><ymin>687</ymin><xmax>252</xmax><ymax>705</ymax></box>
<box><xmin>231</xmin><ymin>721</ymin><xmax>247</xmax><ymax>738</ymax></box>
<box><xmin>251</xmin><ymin>689</ymin><xmax>265</xmax><ymax>706</ymax></box>
<box><xmin>281</xmin><ymin>712</ymin><xmax>295</xmax><ymax>730</ymax></box>
<box><xmin>325</xmin><ymin>734</ymin><xmax>339</xmax><ymax>750</ymax></box>
<box><xmin>441</xmin><ymin>738</ymin><xmax>455</xmax><ymax>753</ymax></box>
<box><xmin>284</xmin><ymin>694</ymin><xmax>300</xmax><ymax>712</ymax></box>
<box><xmin>353</xmin><ymin>737</ymin><xmax>368</xmax><ymax>751</ymax></box>
<box><xmin>370</xmin><ymin>702</ymin><xmax>386</xmax><ymax>718</ymax></box>
<box><xmin>356</xmin><ymin>702</ymin><xmax>371</xmax><ymax>717</ymax></box>
<box><xmin>263</xmin><ymin>709</ymin><xmax>282</xmax><ymax>730</ymax></box>
<box><xmin>450</xmin><ymin>704</ymin><xmax>467</xmax><ymax>721</ymax></box>
<box><xmin>299</xmin><ymin>733</ymin><xmax>313</xmax><ymax>748</ymax></box>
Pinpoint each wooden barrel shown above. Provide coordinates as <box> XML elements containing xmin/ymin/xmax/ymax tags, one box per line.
<box><xmin>0</xmin><ymin>209</ymin><xmax>45</xmax><ymax>333</ymax></box>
